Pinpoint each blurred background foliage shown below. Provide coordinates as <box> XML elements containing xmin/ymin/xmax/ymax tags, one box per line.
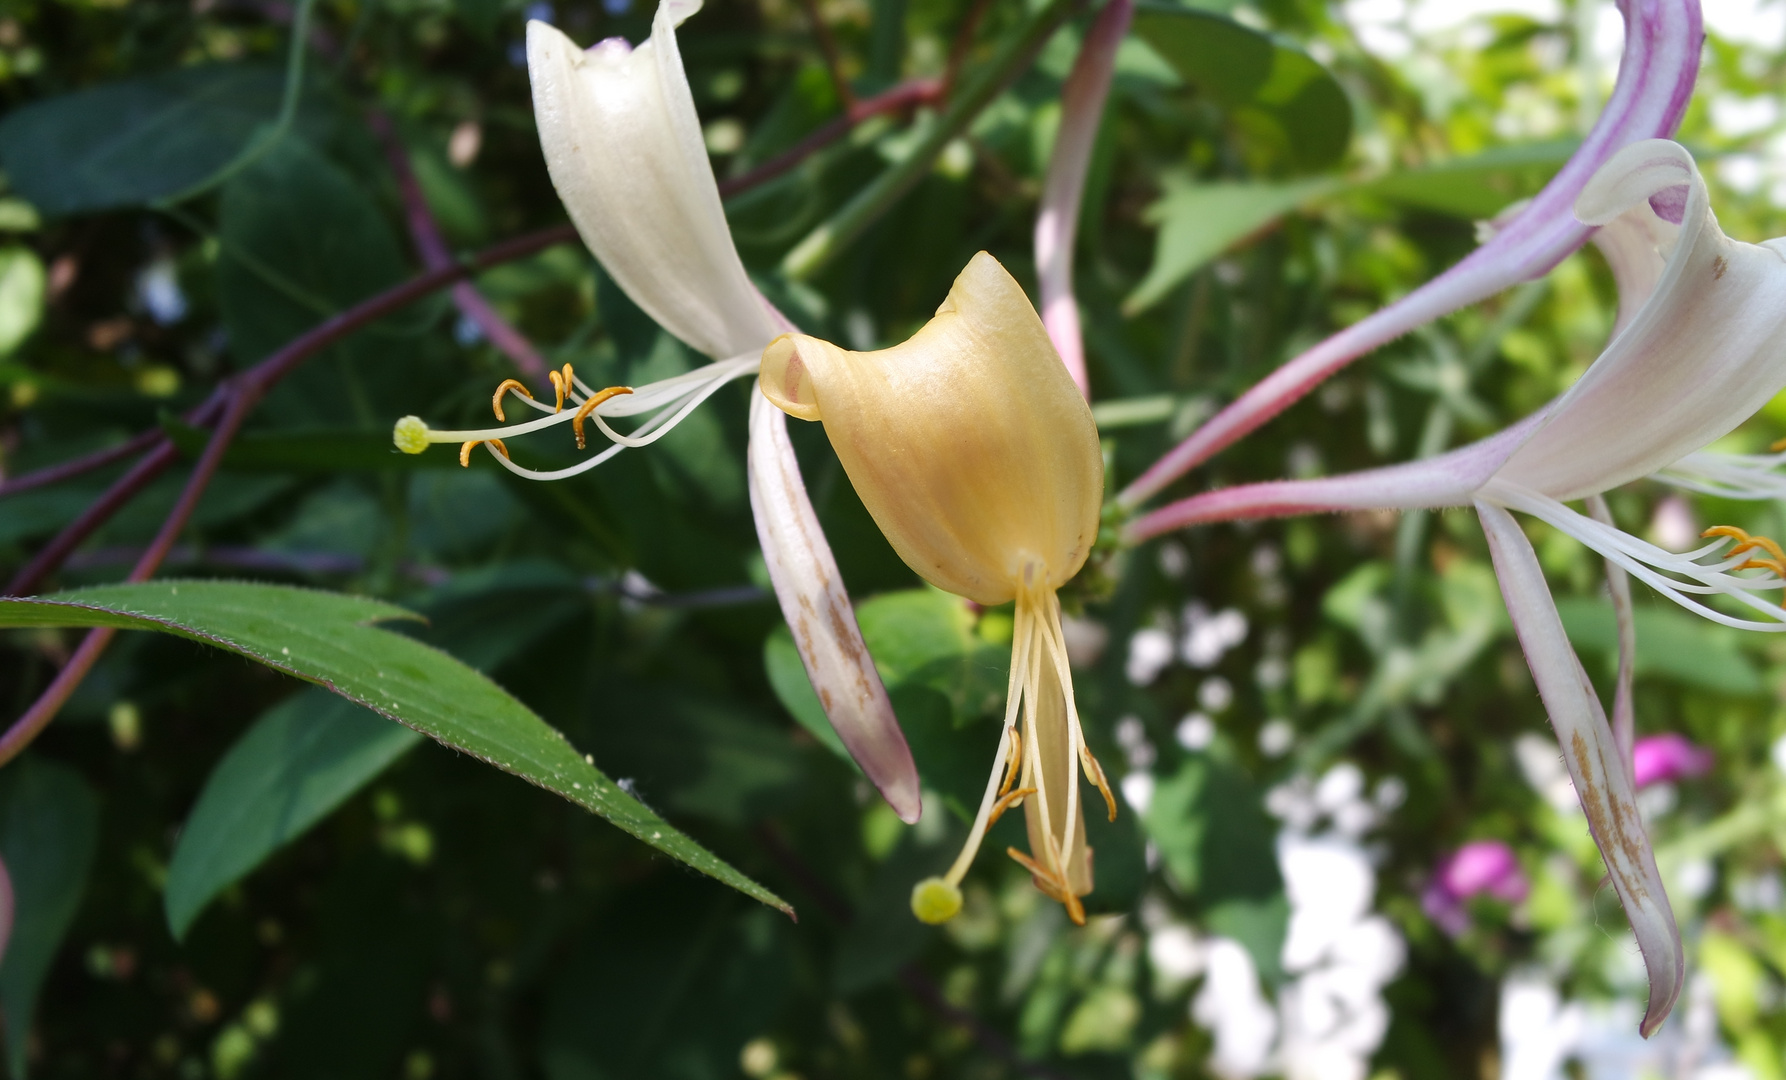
<box><xmin>2</xmin><ymin>0</ymin><xmax>1786</xmax><ymax>1077</ymax></box>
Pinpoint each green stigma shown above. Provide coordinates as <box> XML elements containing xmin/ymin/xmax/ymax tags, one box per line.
<box><xmin>910</xmin><ymin>877</ymin><xmax>963</xmax><ymax>924</ymax></box>
<box><xmin>393</xmin><ymin>415</ymin><xmax>431</xmax><ymax>455</ymax></box>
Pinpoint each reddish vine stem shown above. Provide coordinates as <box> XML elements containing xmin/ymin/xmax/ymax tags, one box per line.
<box><xmin>369</xmin><ymin>110</ymin><xmax>552</xmax><ymax>384</ymax></box>
<box><xmin>941</xmin><ymin>0</ymin><xmax>997</xmax><ymax>101</ymax></box>
<box><xmin>797</xmin><ymin>0</ymin><xmax>858</xmax><ymax>112</ymax></box>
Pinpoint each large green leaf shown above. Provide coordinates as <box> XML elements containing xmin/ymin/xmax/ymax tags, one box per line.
<box><xmin>164</xmin><ymin>690</ymin><xmax>423</xmax><ymax>940</ymax></box>
<box><xmin>1124</xmin><ymin>175</ymin><xmax>1338</xmax><ymax>313</ymax></box>
<box><xmin>1364</xmin><ymin>139</ymin><xmax>1579</xmax><ymax>220</ymax></box>
<box><xmin>1556</xmin><ymin>597</ymin><xmax>1765</xmax><ymax>696</ymax></box>
<box><xmin>0</xmin><ymin>65</ymin><xmax>286</xmax><ymax>217</ymax></box>
<box><xmin>0</xmin><ymin>582</ymin><xmax>790</xmax><ymax>916</ymax></box>
<box><xmin>0</xmin><ymin>758</ymin><xmax>99</xmax><ymax>1079</ymax></box>
<box><xmin>217</xmin><ymin>137</ymin><xmax>412</xmax><ymax>366</ymax></box>
<box><xmin>1132</xmin><ymin>4</ymin><xmax>1352</xmax><ymax>173</ymax></box>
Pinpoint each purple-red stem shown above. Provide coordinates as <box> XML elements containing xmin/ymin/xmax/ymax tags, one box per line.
<box><xmin>370</xmin><ymin>110</ymin><xmax>552</xmax><ymax>384</ymax></box>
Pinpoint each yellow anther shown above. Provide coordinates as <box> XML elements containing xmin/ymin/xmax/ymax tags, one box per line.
<box><xmin>1006</xmin><ymin>848</ymin><xmax>1085</xmax><ymax>925</ymax></box>
<box><xmin>572</xmin><ymin>386</ymin><xmax>635</xmax><ymax>450</ymax></box>
<box><xmin>997</xmin><ymin>727</ymin><xmax>1022</xmax><ymax>799</ymax></box>
<box><xmin>491</xmin><ymin>379</ymin><xmax>533</xmax><ymax>422</ymax></box>
<box><xmin>1079</xmin><ymin>746</ymin><xmax>1118</xmax><ymax>823</ymax></box>
<box><xmin>1704</xmin><ymin>525</ymin><xmax>1786</xmax><ymax>563</ymax></box>
<box><xmin>910</xmin><ymin>877</ymin><xmax>963</xmax><ymax>924</ymax></box>
<box><xmin>459</xmin><ymin>438</ymin><xmax>510</xmax><ymax>467</ymax></box>
<box><xmin>986</xmin><ymin>787</ymin><xmax>1036</xmax><ymax>827</ymax></box>
<box><xmin>1771</xmin><ymin>436</ymin><xmax>1786</xmax><ymax>452</ymax></box>
<box><xmin>549</xmin><ymin>363</ymin><xmax>578</xmax><ymax>412</ymax></box>
<box><xmin>393</xmin><ymin>416</ymin><xmax>431</xmax><ymax>455</ymax></box>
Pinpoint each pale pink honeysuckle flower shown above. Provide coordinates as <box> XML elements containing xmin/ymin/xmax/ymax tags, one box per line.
<box><xmin>1422</xmin><ymin>839</ymin><xmax>1528</xmax><ymax>937</ymax></box>
<box><xmin>391</xmin><ymin>0</ymin><xmax>922</xmax><ymax>822</ymax></box>
<box><xmin>1117</xmin><ymin>0</ymin><xmax>1703</xmax><ymax>510</ymax></box>
<box><xmin>1125</xmin><ymin>138</ymin><xmax>1786</xmax><ymax>1035</ymax></box>
<box><xmin>1631</xmin><ymin>733</ymin><xmax>1713</xmax><ymax>787</ymax></box>
<box><xmin>1033</xmin><ymin>0</ymin><xmax>1133</xmax><ymax>396</ymax></box>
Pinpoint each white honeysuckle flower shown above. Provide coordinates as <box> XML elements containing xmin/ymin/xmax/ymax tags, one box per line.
<box><xmin>390</xmin><ymin>0</ymin><xmax>920</xmax><ymax>823</ymax></box>
<box><xmin>1126</xmin><ymin>138</ymin><xmax>1786</xmax><ymax>1035</ymax></box>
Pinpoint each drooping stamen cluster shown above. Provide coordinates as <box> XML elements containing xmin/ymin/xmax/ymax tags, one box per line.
<box><xmin>392</xmin><ymin>356</ymin><xmax>761</xmax><ymax>480</ymax></box>
<box><xmin>912</xmin><ymin>573</ymin><xmax>1116</xmax><ymax>925</ymax></box>
<box><xmin>1486</xmin><ymin>484</ymin><xmax>1786</xmax><ymax>629</ymax></box>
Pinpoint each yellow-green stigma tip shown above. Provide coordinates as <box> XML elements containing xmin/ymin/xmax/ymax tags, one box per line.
<box><xmin>910</xmin><ymin>877</ymin><xmax>962</xmax><ymax>924</ymax></box>
<box><xmin>393</xmin><ymin>415</ymin><xmax>430</xmax><ymax>455</ymax></box>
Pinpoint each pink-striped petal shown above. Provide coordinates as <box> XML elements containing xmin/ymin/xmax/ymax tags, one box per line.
<box><xmin>1477</xmin><ymin>501</ymin><xmax>1682</xmax><ymax>1037</ymax></box>
<box><xmin>747</xmin><ymin>392</ymin><xmax>921</xmax><ymax>823</ymax></box>
<box><xmin>1119</xmin><ymin>0</ymin><xmax>1702</xmax><ymax>508</ymax></box>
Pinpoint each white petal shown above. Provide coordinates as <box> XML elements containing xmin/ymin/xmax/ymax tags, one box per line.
<box><xmin>1476</xmin><ymin>501</ymin><xmax>1683</xmax><ymax>1037</ymax></box>
<box><xmin>1495</xmin><ymin>141</ymin><xmax>1786</xmax><ymax>499</ymax></box>
<box><xmin>747</xmin><ymin>392</ymin><xmax>921</xmax><ymax>822</ymax></box>
<box><xmin>527</xmin><ymin>6</ymin><xmax>779</xmax><ymax>359</ymax></box>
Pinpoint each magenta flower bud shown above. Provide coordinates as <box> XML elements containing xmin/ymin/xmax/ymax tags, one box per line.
<box><xmin>1631</xmin><ymin>733</ymin><xmax>1713</xmax><ymax>788</ymax></box>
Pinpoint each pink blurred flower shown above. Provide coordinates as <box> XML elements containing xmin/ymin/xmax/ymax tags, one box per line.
<box><xmin>1423</xmin><ymin>840</ymin><xmax>1528</xmax><ymax>936</ymax></box>
<box><xmin>1632</xmin><ymin>733</ymin><xmax>1713</xmax><ymax>788</ymax></box>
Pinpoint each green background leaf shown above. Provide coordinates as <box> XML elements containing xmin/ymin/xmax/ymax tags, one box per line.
<box><xmin>0</xmin><ymin>758</ymin><xmax>99</xmax><ymax>1079</ymax></box>
<box><xmin>0</xmin><ymin>582</ymin><xmax>789</xmax><ymax>916</ymax></box>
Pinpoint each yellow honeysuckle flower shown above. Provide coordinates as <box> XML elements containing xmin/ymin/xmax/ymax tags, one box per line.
<box><xmin>759</xmin><ymin>252</ymin><xmax>1114</xmax><ymax>924</ymax></box>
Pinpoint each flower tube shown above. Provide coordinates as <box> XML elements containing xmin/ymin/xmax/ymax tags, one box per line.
<box><xmin>391</xmin><ymin>0</ymin><xmax>921</xmax><ymax>822</ymax></box>
<box><xmin>1124</xmin><ymin>139</ymin><xmax>1786</xmax><ymax>1035</ymax></box>
<box><xmin>758</xmin><ymin>252</ymin><xmax>1113</xmax><ymax>923</ymax></box>
<box><xmin>1119</xmin><ymin>0</ymin><xmax>1702</xmax><ymax>508</ymax></box>
<box><xmin>1034</xmin><ymin>0</ymin><xmax>1132</xmax><ymax>396</ymax></box>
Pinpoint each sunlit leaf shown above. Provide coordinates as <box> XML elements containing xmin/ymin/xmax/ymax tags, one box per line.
<box><xmin>0</xmin><ymin>582</ymin><xmax>790</xmax><ymax>915</ymax></box>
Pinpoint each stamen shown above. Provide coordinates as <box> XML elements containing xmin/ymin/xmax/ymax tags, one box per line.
<box><xmin>1005</xmin><ymin>847</ymin><xmax>1085</xmax><ymax>925</ymax></box>
<box><xmin>997</xmin><ymin>727</ymin><xmax>1022</xmax><ymax>798</ymax></box>
<box><xmin>491</xmin><ymin>379</ymin><xmax>533</xmax><ymax>422</ymax></box>
<box><xmin>987</xmin><ymin>787</ymin><xmax>1036</xmax><ymax>826</ymax></box>
<box><xmin>1771</xmin><ymin>437</ymin><xmax>1786</xmax><ymax>452</ymax></box>
<box><xmin>1703</xmin><ymin>525</ymin><xmax>1786</xmax><ymax>563</ymax></box>
<box><xmin>1079</xmin><ymin>746</ymin><xmax>1117</xmax><ymax>823</ymax></box>
<box><xmin>459</xmin><ymin>438</ymin><xmax>510</xmax><ymax>466</ymax></box>
<box><xmin>573</xmin><ymin>386</ymin><xmax>636</xmax><ymax>450</ymax></box>
<box><xmin>548</xmin><ymin>363</ymin><xmax>577</xmax><ymax>412</ymax></box>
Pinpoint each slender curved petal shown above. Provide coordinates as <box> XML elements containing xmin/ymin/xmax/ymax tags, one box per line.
<box><xmin>1120</xmin><ymin>0</ymin><xmax>1702</xmax><ymax>507</ymax></box>
<box><xmin>1034</xmin><ymin>0</ymin><xmax>1132</xmax><ymax>396</ymax></box>
<box><xmin>1477</xmin><ymin>502</ymin><xmax>1681</xmax><ymax>1037</ymax></box>
<box><xmin>749</xmin><ymin>393</ymin><xmax>921</xmax><ymax>822</ymax></box>
<box><xmin>527</xmin><ymin>4</ymin><xmax>780</xmax><ymax>359</ymax></box>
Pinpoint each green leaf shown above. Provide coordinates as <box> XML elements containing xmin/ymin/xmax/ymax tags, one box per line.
<box><xmin>0</xmin><ymin>582</ymin><xmax>790</xmax><ymax>916</ymax></box>
<box><xmin>1364</xmin><ymin>139</ymin><xmax>1579</xmax><ymax>220</ymax></box>
<box><xmin>0</xmin><ymin>65</ymin><xmax>286</xmax><ymax>217</ymax></box>
<box><xmin>0</xmin><ymin>757</ymin><xmax>100</xmax><ymax>1080</ymax></box>
<box><xmin>0</xmin><ymin>246</ymin><xmax>44</xmax><ymax>358</ymax></box>
<box><xmin>1132</xmin><ymin>4</ymin><xmax>1352</xmax><ymax>172</ymax></box>
<box><xmin>164</xmin><ymin>690</ymin><xmax>424</xmax><ymax>940</ymax></box>
<box><xmin>540</xmin><ymin>881</ymin><xmax>792</xmax><ymax>1075</ymax></box>
<box><xmin>217</xmin><ymin>136</ymin><xmax>412</xmax><ymax>366</ymax></box>
<box><xmin>1124</xmin><ymin>175</ymin><xmax>1338</xmax><ymax>314</ymax></box>
<box><xmin>1142</xmin><ymin>753</ymin><xmax>1285</xmax><ymax>978</ymax></box>
<box><xmin>1555</xmin><ymin>597</ymin><xmax>1765</xmax><ymax>696</ymax></box>
<box><xmin>832</xmin><ymin>820</ymin><xmax>964</xmax><ymax>995</ymax></box>
<box><xmin>764</xmin><ymin>626</ymin><xmax>854</xmax><ymax>764</ymax></box>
